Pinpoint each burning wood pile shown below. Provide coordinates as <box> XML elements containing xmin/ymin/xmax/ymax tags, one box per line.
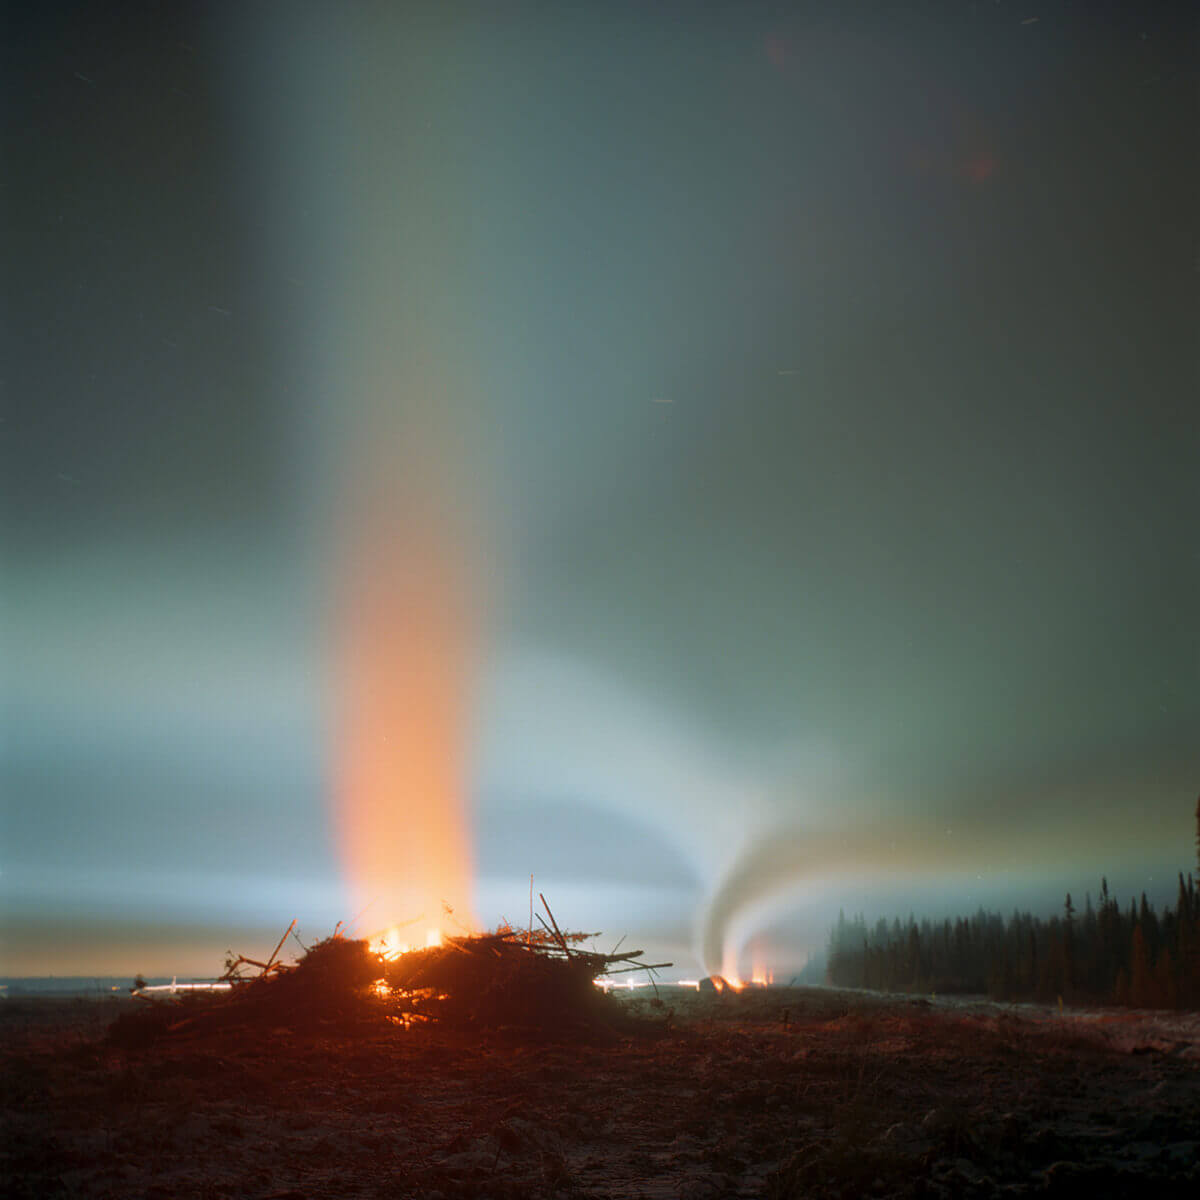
<box><xmin>108</xmin><ymin>897</ymin><xmax>669</xmax><ymax>1046</ymax></box>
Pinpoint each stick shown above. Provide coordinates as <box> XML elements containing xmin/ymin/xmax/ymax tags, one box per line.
<box><xmin>263</xmin><ymin>919</ymin><xmax>297</xmax><ymax>974</ymax></box>
<box><xmin>598</xmin><ymin>949</ymin><xmax>645</xmax><ymax>963</ymax></box>
<box><xmin>605</xmin><ymin>962</ymin><xmax>673</xmax><ymax>975</ymax></box>
<box><xmin>219</xmin><ymin>954</ymin><xmax>268</xmax><ymax>979</ymax></box>
<box><xmin>528</xmin><ymin>874</ymin><xmax>533</xmax><ymax>950</ymax></box>
<box><xmin>535</xmin><ymin>913</ymin><xmax>562</xmax><ymax>950</ymax></box>
<box><xmin>538</xmin><ymin>894</ymin><xmax>572</xmax><ymax>958</ymax></box>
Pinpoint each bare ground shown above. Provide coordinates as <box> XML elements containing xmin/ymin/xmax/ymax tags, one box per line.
<box><xmin>2</xmin><ymin>987</ymin><xmax>1198</xmax><ymax>1198</ymax></box>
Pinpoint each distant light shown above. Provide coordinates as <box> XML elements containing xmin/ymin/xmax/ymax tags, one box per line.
<box><xmin>135</xmin><ymin>982</ymin><xmax>233</xmax><ymax>994</ymax></box>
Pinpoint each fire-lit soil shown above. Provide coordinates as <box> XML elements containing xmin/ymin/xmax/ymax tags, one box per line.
<box><xmin>3</xmin><ymin>988</ymin><xmax>1199</xmax><ymax>1198</ymax></box>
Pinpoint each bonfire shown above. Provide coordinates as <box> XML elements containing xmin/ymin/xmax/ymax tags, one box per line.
<box><xmin>108</xmin><ymin>896</ymin><xmax>670</xmax><ymax>1047</ymax></box>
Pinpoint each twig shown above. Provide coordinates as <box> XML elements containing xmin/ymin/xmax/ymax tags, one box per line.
<box><xmin>263</xmin><ymin>919</ymin><xmax>298</xmax><ymax>974</ymax></box>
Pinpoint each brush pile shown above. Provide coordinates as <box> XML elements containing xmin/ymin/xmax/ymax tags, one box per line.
<box><xmin>381</xmin><ymin>924</ymin><xmax>656</xmax><ymax>1030</ymax></box>
<box><xmin>107</xmin><ymin>899</ymin><xmax>669</xmax><ymax>1046</ymax></box>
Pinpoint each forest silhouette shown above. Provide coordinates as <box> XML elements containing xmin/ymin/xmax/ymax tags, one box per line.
<box><xmin>825</xmin><ymin>796</ymin><xmax>1200</xmax><ymax>1010</ymax></box>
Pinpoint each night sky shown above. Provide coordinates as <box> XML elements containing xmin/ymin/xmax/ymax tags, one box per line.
<box><xmin>3</xmin><ymin>1</ymin><xmax>1197</xmax><ymax>979</ymax></box>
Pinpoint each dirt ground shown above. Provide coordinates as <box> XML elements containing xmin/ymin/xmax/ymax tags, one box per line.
<box><xmin>3</xmin><ymin>986</ymin><xmax>1198</xmax><ymax>1198</ymax></box>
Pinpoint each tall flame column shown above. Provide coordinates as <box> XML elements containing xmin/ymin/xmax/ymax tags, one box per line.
<box><xmin>333</xmin><ymin>447</ymin><xmax>478</xmax><ymax>937</ymax></box>
<box><xmin>318</xmin><ymin>22</ymin><xmax>486</xmax><ymax>941</ymax></box>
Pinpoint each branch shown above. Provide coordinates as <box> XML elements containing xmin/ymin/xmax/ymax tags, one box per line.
<box><xmin>538</xmin><ymin>894</ymin><xmax>572</xmax><ymax>958</ymax></box>
<box><xmin>263</xmin><ymin>919</ymin><xmax>298</xmax><ymax>974</ymax></box>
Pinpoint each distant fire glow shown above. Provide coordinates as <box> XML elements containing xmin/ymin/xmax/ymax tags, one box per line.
<box><xmin>751</xmin><ymin>944</ymin><xmax>774</xmax><ymax>988</ymax></box>
<box><xmin>721</xmin><ymin>945</ymin><xmax>744</xmax><ymax>989</ymax></box>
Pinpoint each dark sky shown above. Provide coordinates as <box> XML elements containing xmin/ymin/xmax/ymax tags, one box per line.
<box><xmin>3</xmin><ymin>1</ymin><xmax>1197</xmax><ymax>978</ymax></box>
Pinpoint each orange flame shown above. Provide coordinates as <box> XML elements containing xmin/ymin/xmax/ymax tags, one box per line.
<box><xmin>719</xmin><ymin>939</ymin><xmax>774</xmax><ymax>991</ymax></box>
<box><xmin>371</xmin><ymin>925</ymin><xmax>444</xmax><ymax>960</ymax></box>
<box><xmin>333</xmin><ymin>465</ymin><xmax>478</xmax><ymax>940</ymax></box>
<box><xmin>750</xmin><ymin>946</ymin><xmax>773</xmax><ymax>988</ymax></box>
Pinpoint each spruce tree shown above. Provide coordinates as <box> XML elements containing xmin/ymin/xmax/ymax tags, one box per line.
<box><xmin>1062</xmin><ymin>894</ymin><xmax>1076</xmax><ymax>998</ymax></box>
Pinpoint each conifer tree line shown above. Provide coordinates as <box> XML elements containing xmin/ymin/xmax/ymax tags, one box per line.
<box><xmin>824</xmin><ymin>796</ymin><xmax>1200</xmax><ymax>1010</ymax></box>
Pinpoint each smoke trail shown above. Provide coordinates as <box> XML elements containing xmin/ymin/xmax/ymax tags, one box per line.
<box><xmin>697</xmin><ymin>760</ymin><xmax>1200</xmax><ymax>978</ymax></box>
<box><xmin>698</xmin><ymin>826</ymin><xmax>959</xmax><ymax>978</ymax></box>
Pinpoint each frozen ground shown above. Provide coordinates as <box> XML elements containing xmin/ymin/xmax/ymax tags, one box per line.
<box><xmin>2</xmin><ymin>986</ymin><xmax>1197</xmax><ymax>1198</ymax></box>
